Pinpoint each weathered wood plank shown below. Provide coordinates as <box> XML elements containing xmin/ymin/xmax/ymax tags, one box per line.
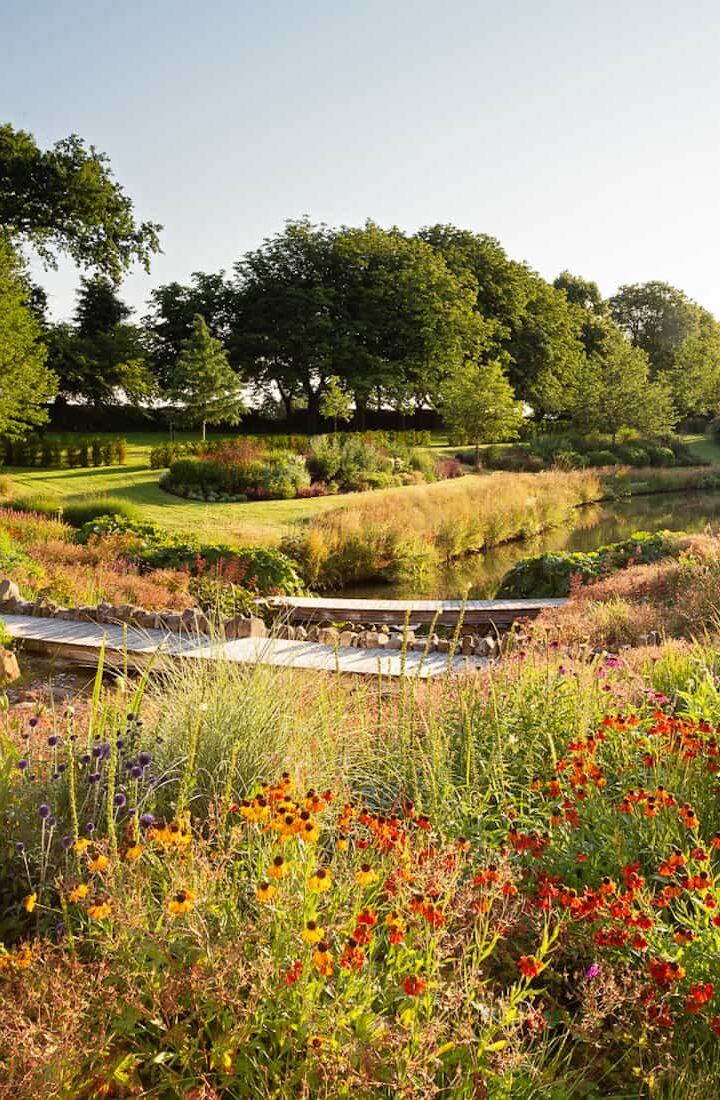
<box><xmin>266</xmin><ymin>596</ymin><xmax>566</xmax><ymax>627</ymax></box>
<box><xmin>0</xmin><ymin>614</ymin><xmax>485</xmax><ymax>680</ymax></box>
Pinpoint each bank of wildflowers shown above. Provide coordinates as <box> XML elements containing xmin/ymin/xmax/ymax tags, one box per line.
<box><xmin>4</xmin><ymin>647</ymin><xmax>720</xmax><ymax>1095</ymax></box>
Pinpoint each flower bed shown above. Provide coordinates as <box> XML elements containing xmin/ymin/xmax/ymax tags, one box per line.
<box><xmin>4</xmin><ymin>647</ymin><xmax>720</xmax><ymax>1094</ymax></box>
<box><xmin>159</xmin><ymin>434</ymin><xmax>461</xmax><ymax>502</ymax></box>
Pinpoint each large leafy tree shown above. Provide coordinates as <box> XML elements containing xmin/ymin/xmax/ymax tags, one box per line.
<box><xmin>0</xmin><ymin>237</ymin><xmax>57</xmax><ymax>436</ymax></box>
<box><xmin>231</xmin><ymin>219</ymin><xmax>485</xmax><ymax>426</ymax></box>
<box><xmin>332</xmin><ymin>223</ymin><xmax>486</xmax><ymax>421</ymax></box>
<box><xmin>440</xmin><ymin>360</ymin><xmax>524</xmax><ymax>463</ymax></box>
<box><xmin>144</xmin><ymin>272</ymin><xmax>235</xmax><ymax>388</ymax></box>
<box><xmin>568</xmin><ymin>326</ymin><xmax>676</xmax><ymax>442</ymax></box>
<box><xmin>610</xmin><ymin>281</ymin><xmax>720</xmax><ymax>417</ymax></box>
<box><xmin>47</xmin><ymin>276</ymin><xmax>154</xmax><ymax>405</ymax></box>
<box><xmin>0</xmin><ymin>123</ymin><xmax>161</xmax><ymax>279</ymax></box>
<box><xmin>230</xmin><ymin>220</ymin><xmax>344</xmax><ymax>422</ymax></box>
<box><xmin>553</xmin><ymin>271</ymin><xmax>608</xmax><ymax>357</ymax></box>
<box><xmin>169</xmin><ymin>315</ymin><xmax>246</xmax><ymax>439</ymax></box>
<box><xmin>419</xmin><ymin>226</ymin><xmax>586</xmax><ymax>416</ymax></box>
<box><xmin>609</xmin><ymin>281</ymin><xmax>700</xmax><ymax>375</ymax></box>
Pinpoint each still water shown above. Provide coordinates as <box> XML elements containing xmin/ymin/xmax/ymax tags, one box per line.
<box><xmin>336</xmin><ymin>491</ymin><xmax>720</xmax><ymax>601</ymax></box>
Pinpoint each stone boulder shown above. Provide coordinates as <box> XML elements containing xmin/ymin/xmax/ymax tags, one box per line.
<box><xmin>0</xmin><ymin>578</ymin><xmax>20</xmax><ymax>606</ymax></box>
<box><xmin>0</xmin><ymin>647</ymin><xmax>20</xmax><ymax>682</ymax></box>
<box><xmin>226</xmin><ymin>615</ymin><xmax>267</xmax><ymax>640</ymax></box>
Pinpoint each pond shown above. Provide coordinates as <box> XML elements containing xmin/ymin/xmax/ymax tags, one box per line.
<box><xmin>331</xmin><ymin>491</ymin><xmax>720</xmax><ymax>600</ymax></box>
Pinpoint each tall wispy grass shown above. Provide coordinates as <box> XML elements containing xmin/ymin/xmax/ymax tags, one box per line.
<box><xmin>284</xmin><ymin>469</ymin><xmax>603</xmax><ymax>587</ymax></box>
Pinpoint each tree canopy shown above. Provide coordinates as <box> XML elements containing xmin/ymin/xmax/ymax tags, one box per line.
<box><xmin>47</xmin><ymin>276</ymin><xmax>154</xmax><ymax>406</ymax></box>
<box><xmin>0</xmin><ymin>237</ymin><xmax>57</xmax><ymax>437</ymax></box>
<box><xmin>0</xmin><ymin>123</ymin><xmax>161</xmax><ymax>279</ymax></box>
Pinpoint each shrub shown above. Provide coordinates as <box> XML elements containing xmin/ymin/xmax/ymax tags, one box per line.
<box><xmin>0</xmin><ymin>435</ymin><xmax>129</xmax><ymax>469</ymax></box>
<box><xmin>617</xmin><ymin>444</ymin><xmax>649</xmax><ymax>466</ymax></box>
<box><xmin>498</xmin><ymin>530</ymin><xmax>684</xmax><ymax>597</ymax></box>
<box><xmin>11</xmin><ymin>494</ymin><xmax>63</xmax><ymax>517</ymax></box>
<box><xmin>61</xmin><ymin>498</ymin><xmax>143</xmax><ymax>528</ymax></box>
<box><xmin>585</xmin><ymin>449</ymin><xmax>619</xmax><ymax>466</ymax></box>
<box><xmin>253</xmin><ymin>453</ymin><xmax>311</xmax><ymax>500</ymax></box>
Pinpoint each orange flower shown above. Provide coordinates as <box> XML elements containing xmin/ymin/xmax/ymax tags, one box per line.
<box><xmin>307</xmin><ymin>1034</ymin><xmax>325</xmax><ymax>1051</ymax></box>
<box><xmin>355</xmin><ymin>864</ymin><xmax>378</xmax><ymax>886</ymax></box>
<box><xmin>88</xmin><ymin>853</ymin><xmax>109</xmax><ymax>874</ymax></box>
<box><xmin>403</xmin><ymin>975</ymin><xmax>427</xmax><ymax>996</ymax></box>
<box><xmin>312</xmin><ymin>941</ymin><xmax>334</xmax><ymax>977</ymax></box>
<box><xmin>68</xmin><ymin>883</ymin><xmax>89</xmax><ymax>903</ymax></box>
<box><xmin>23</xmin><ymin>892</ymin><xmax>37</xmax><ymax>913</ymax></box>
<box><xmin>518</xmin><ymin>955</ymin><xmax>545</xmax><ymax>979</ymax></box>
<box><xmin>267</xmin><ymin>856</ymin><xmax>289</xmax><ymax>880</ymax></box>
<box><xmin>124</xmin><ymin>844</ymin><xmax>143</xmax><ymax>862</ymax></box>
<box><xmin>168</xmin><ymin>888</ymin><xmax>196</xmax><ymax>915</ymax></box>
<box><xmin>309</xmin><ymin>867</ymin><xmax>332</xmax><ymax>892</ymax></box>
<box><xmin>87</xmin><ymin>898</ymin><xmax>112</xmax><ymax>920</ymax></box>
<box><xmin>256</xmin><ymin>881</ymin><xmax>276</xmax><ymax>902</ymax></box>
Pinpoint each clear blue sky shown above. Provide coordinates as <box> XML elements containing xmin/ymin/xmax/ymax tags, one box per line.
<box><xmin>4</xmin><ymin>0</ymin><xmax>720</xmax><ymax>320</ymax></box>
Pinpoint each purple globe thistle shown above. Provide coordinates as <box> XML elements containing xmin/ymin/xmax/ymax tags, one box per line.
<box><xmin>138</xmin><ymin>751</ymin><xmax>152</xmax><ymax>767</ymax></box>
<box><xmin>87</xmin><ymin>772</ymin><xmax>101</xmax><ymax>784</ymax></box>
<box><xmin>48</xmin><ymin>816</ymin><xmax>57</xmax><ymax>828</ymax></box>
<box><xmin>57</xmin><ymin>763</ymin><xmax>66</xmax><ymax>774</ymax></box>
<box><xmin>15</xmin><ymin>841</ymin><xmax>26</xmax><ymax>854</ymax></box>
<box><xmin>17</xmin><ymin>759</ymin><xmax>29</xmax><ymax>771</ymax></box>
<box><xmin>91</xmin><ymin>745</ymin><xmax>104</xmax><ymax>759</ymax></box>
<box><xmin>139</xmin><ymin>812</ymin><xmax>154</xmax><ymax>828</ymax></box>
<box><xmin>47</xmin><ymin>735</ymin><xmax>60</xmax><ymax>747</ymax></box>
<box><xmin>79</xmin><ymin>753</ymin><xmax>91</xmax><ymax>766</ymax></box>
<box><xmin>62</xmin><ymin>835</ymin><xmax>74</xmax><ymax>849</ymax></box>
<box><xmin>85</xmin><ymin>821</ymin><xmax>95</xmax><ymax>833</ymax></box>
<box><xmin>113</xmin><ymin>792</ymin><xmax>127</xmax><ymax>809</ymax></box>
<box><xmin>130</xmin><ymin>765</ymin><xmax>143</xmax><ymax>779</ymax></box>
<box><xmin>38</xmin><ymin>803</ymin><xmax>51</xmax><ymax>820</ymax></box>
<box><xmin>29</xmin><ymin>717</ymin><xmax>39</xmax><ymax>728</ymax></box>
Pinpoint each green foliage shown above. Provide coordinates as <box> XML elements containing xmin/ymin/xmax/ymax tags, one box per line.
<box><xmin>73</xmin><ymin>513</ymin><xmax>304</xmax><ymax>594</ymax></box>
<box><xmin>162</xmin><ymin>433</ymin><xmax>445</xmax><ymax>502</ymax></box>
<box><xmin>47</xmin><ymin>276</ymin><xmax>155</xmax><ymax>406</ymax></box>
<box><xmin>0</xmin><ymin>434</ymin><xmax>127</xmax><ymax>468</ymax></box>
<box><xmin>318</xmin><ymin>375</ymin><xmax>353</xmax><ymax>428</ymax></box>
<box><xmin>0</xmin><ymin>123</ymin><xmax>161</xmax><ymax>279</ymax></box>
<box><xmin>440</xmin><ymin>360</ymin><xmax>524</xmax><ymax>461</ymax></box>
<box><xmin>60</xmin><ymin>498</ymin><xmax>143</xmax><ymax>528</ymax></box>
<box><xmin>0</xmin><ymin>238</ymin><xmax>57</xmax><ymax>439</ymax></box>
<box><xmin>168</xmin><ymin>315</ymin><xmax>246</xmax><ymax>438</ymax></box>
<box><xmin>498</xmin><ymin>530</ymin><xmax>684</xmax><ymax>597</ymax></box>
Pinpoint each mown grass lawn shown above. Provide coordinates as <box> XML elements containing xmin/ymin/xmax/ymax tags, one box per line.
<box><xmin>1</xmin><ymin>432</ymin><xmax>460</xmax><ymax>545</ymax></box>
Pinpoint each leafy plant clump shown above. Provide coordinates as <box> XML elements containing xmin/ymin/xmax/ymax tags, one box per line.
<box><xmin>159</xmin><ymin>433</ymin><xmax>451</xmax><ymax>502</ymax></box>
<box><xmin>74</xmin><ymin>513</ymin><xmax>305</xmax><ymax>594</ymax></box>
<box><xmin>498</xmin><ymin>530</ymin><xmax>685</xmax><ymax>597</ymax></box>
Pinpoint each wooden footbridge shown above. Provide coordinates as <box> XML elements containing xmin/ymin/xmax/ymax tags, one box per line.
<box><xmin>0</xmin><ymin>598</ymin><xmax>564</xmax><ymax>681</ymax></box>
<box><xmin>265</xmin><ymin>596</ymin><xmax>566</xmax><ymax>628</ymax></box>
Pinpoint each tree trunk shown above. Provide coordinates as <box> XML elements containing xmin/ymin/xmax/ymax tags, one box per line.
<box><xmin>475</xmin><ymin>440</ymin><xmax>480</xmax><ymax>467</ymax></box>
<box><xmin>202</xmin><ymin>420</ymin><xmax>207</xmax><ymax>442</ymax></box>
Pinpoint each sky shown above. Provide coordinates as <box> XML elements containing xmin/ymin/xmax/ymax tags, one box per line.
<box><xmin>4</xmin><ymin>0</ymin><xmax>720</xmax><ymax>321</ymax></box>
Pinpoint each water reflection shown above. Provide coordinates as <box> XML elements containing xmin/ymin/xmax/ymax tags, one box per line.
<box><xmin>333</xmin><ymin>492</ymin><xmax>720</xmax><ymax>600</ymax></box>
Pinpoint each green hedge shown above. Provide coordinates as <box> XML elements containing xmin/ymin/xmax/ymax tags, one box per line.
<box><xmin>497</xmin><ymin>530</ymin><xmax>684</xmax><ymax>598</ymax></box>
<box><xmin>1</xmin><ymin>434</ymin><xmax>128</xmax><ymax>468</ymax></box>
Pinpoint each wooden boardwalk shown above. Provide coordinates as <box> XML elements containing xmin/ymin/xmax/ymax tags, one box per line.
<box><xmin>0</xmin><ymin>613</ymin><xmax>486</xmax><ymax>680</ymax></box>
<box><xmin>266</xmin><ymin>595</ymin><xmax>566</xmax><ymax>627</ymax></box>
